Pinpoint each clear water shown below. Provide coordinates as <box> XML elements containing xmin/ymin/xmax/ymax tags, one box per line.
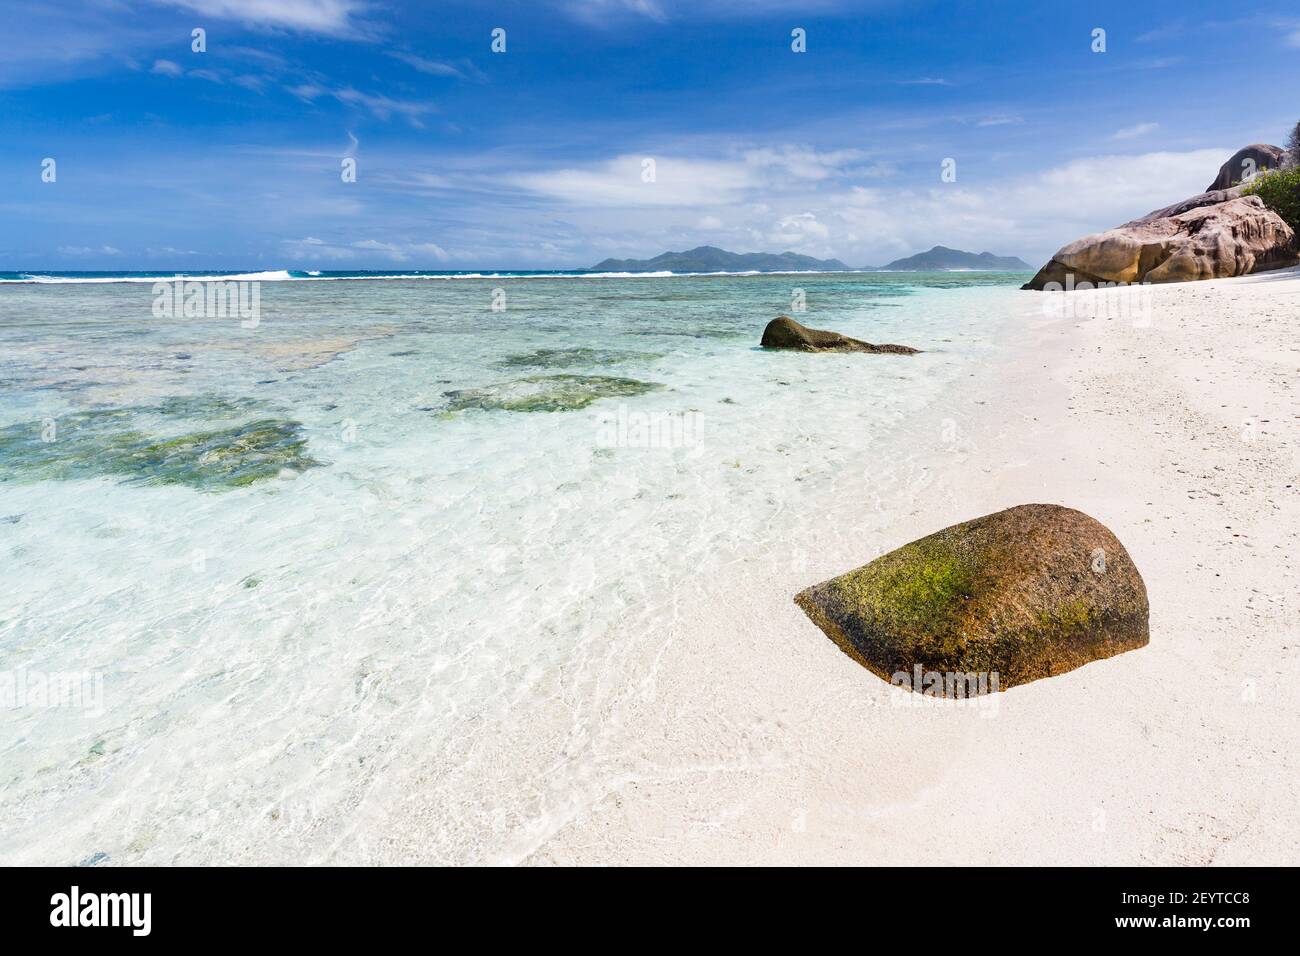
<box><xmin>0</xmin><ymin>272</ymin><xmax>1026</xmax><ymax>864</ymax></box>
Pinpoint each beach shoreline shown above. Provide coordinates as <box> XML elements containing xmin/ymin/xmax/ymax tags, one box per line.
<box><xmin>523</xmin><ymin>268</ymin><xmax>1299</xmax><ymax>866</ymax></box>
<box><xmin>1</xmin><ymin>269</ymin><xmax>1294</xmax><ymax>866</ymax></box>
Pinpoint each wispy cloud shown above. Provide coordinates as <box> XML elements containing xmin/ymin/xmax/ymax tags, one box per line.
<box><xmin>1132</xmin><ymin>56</ymin><xmax>1184</xmax><ymax>69</ymax></box>
<box><xmin>976</xmin><ymin>114</ymin><xmax>1022</xmax><ymax>127</ymax></box>
<box><xmin>558</xmin><ymin>0</ymin><xmax>670</xmax><ymax>23</ymax></box>
<box><xmin>1112</xmin><ymin>122</ymin><xmax>1159</xmax><ymax>140</ymax></box>
<box><xmin>387</xmin><ymin>51</ymin><xmax>463</xmax><ymax>78</ymax></box>
<box><xmin>154</xmin><ymin>0</ymin><xmax>366</xmax><ymax>36</ymax></box>
<box><xmin>555</xmin><ymin>0</ymin><xmax>855</xmax><ymax>24</ymax></box>
<box><xmin>896</xmin><ymin>77</ymin><xmax>952</xmax><ymax>86</ymax></box>
<box><xmin>289</xmin><ymin>84</ymin><xmax>435</xmax><ymax>126</ymax></box>
<box><xmin>58</xmin><ymin>244</ymin><xmax>122</xmax><ymax>256</ymax></box>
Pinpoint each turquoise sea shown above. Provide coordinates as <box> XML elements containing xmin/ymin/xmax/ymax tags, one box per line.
<box><xmin>0</xmin><ymin>270</ymin><xmax>1028</xmax><ymax>863</ymax></box>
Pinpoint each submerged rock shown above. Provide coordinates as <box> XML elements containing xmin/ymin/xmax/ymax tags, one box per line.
<box><xmin>760</xmin><ymin>316</ymin><xmax>919</xmax><ymax>354</ymax></box>
<box><xmin>443</xmin><ymin>374</ymin><xmax>663</xmax><ymax>412</ymax></box>
<box><xmin>794</xmin><ymin>504</ymin><xmax>1149</xmax><ymax>695</ymax></box>
<box><xmin>497</xmin><ymin>347</ymin><xmax>664</xmax><ymax>369</ymax></box>
<box><xmin>0</xmin><ymin>407</ymin><xmax>321</xmax><ymax>490</ymax></box>
<box><xmin>126</xmin><ymin>420</ymin><xmax>321</xmax><ymax>488</ymax></box>
<box><xmin>153</xmin><ymin>394</ymin><xmax>269</xmax><ymax>419</ymax></box>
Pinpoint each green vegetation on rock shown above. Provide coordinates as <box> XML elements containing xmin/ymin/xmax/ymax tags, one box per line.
<box><xmin>497</xmin><ymin>347</ymin><xmax>663</xmax><ymax>369</ymax></box>
<box><xmin>0</xmin><ymin>399</ymin><xmax>321</xmax><ymax>490</ymax></box>
<box><xmin>795</xmin><ymin>504</ymin><xmax>1151</xmax><ymax>694</ymax></box>
<box><xmin>828</xmin><ymin>538</ymin><xmax>975</xmax><ymax>637</ymax></box>
<box><xmin>1243</xmin><ymin>167</ymin><xmax>1300</xmax><ymax>235</ymax></box>
<box><xmin>443</xmin><ymin>374</ymin><xmax>663</xmax><ymax>413</ymax></box>
<box><xmin>152</xmin><ymin>395</ymin><xmax>269</xmax><ymax>419</ymax></box>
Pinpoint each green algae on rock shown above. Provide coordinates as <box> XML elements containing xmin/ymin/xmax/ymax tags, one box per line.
<box><xmin>497</xmin><ymin>347</ymin><xmax>664</xmax><ymax>369</ymax></box>
<box><xmin>0</xmin><ymin>407</ymin><xmax>321</xmax><ymax>490</ymax></box>
<box><xmin>152</xmin><ymin>394</ymin><xmax>270</xmax><ymax>419</ymax></box>
<box><xmin>122</xmin><ymin>419</ymin><xmax>321</xmax><ymax>488</ymax></box>
<box><xmin>443</xmin><ymin>374</ymin><xmax>664</xmax><ymax>413</ymax></box>
<box><xmin>794</xmin><ymin>504</ymin><xmax>1149</xmax><ymax>695</ymax></box>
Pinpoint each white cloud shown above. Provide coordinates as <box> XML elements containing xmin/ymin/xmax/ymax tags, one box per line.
<box><xmin>509</xmin><ymin>145</ymin><xmax>1232</xmax><ymax>265</ymax></box>
<box><xmin>281</xmin><ymin>237</ymin><xmax>450</xmax><ymax>263</ymax></box>
<box><xmin>409</xmin><ymin>242</ymin><xmax>450</xmax><ymax>261</ymax></box>
<box><xmin>151</xmin><ymin>59</ymin><xmax>184</xmax><ymax>77</ymax></box>
<box><xmin>387</xmin><ymin>52</ymin><xmax>464</xmax><ymax>78</ymax></box>
<box><xmin>896</xmin><ymin>77</ymin><xmax>952</xmax><ymax>86</ymax></box>
<box><xmin>509</xmin><ymin>147</ymin><xmax>862</xmax><ymax>208</ymax></box>
<box><xmin>1112</xmin><ymin>122</ymin><xmax>1160</xmax><ymax>140</ymax></box>
<box><xmin>742</xmin><ymin>146</ymin><xmax>864</xmax><ymax>181</ymax></box>
<box><xmin>767</xmin><ymin>212</ymin><xmax>829</xmax><ymax>246</ymax></box>
<box><xmin>559</xmin><ymin>0</ymin><xmax>669</xmax><ymax>22</ymax></box>
<box><xmin>976</xmin><ymin>114</ymin><xmax>1022</xmax><ymax>127</ymax></box>
<box><xmin>557</xmin><ymin>0</ymin><xmax>855</xmax><ymax>21</ymax></box>
<box><xmin>333</xmin><ymin>88</ymin><xmax>434</xmax><ymax>125</ymax></box>
<box><xmin>58</xmin><ymin>245</ymin><xmax>122</xmax><ymax>256</ymax></box>
<box><xmin>288</xmin><ymin>84</ymin><xmax>434</xmax><ymax>126</ymax></box>
<box><xmin>511</xmin><ymin>155</ymin><xmax>759</xmax><ymax>207</ymax></box>
<box><xmin>828</xmin><ymin>148</ymin><xmax>1230</xmax><ymax>264</ymax></box>
<box><xmin>155</xmin><ymin>1</ymin><xmax>364</xmax><ymax>35</ymax></box>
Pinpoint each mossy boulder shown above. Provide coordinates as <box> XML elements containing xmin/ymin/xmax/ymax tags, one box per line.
<box><xmin>794</xmin><ymin>504</ymin><xmax>1149</xmax><ymax>695</ymax></box>
<box><xmin>761</xmin><ymin>316</ymin><xmax>919</xmax><ymax>354</ymax></box>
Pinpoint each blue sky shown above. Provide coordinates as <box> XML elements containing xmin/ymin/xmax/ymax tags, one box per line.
<box><xmin>2</xmin><ymin>0</ymin><xmax>1298</xmax><ymax>269</ymax></box>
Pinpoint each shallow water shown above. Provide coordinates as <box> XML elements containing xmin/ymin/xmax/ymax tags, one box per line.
<box><xmin>0</xmin><ymin>272</ymin><xmax>1026</xmax><ymax>863</ymax></box>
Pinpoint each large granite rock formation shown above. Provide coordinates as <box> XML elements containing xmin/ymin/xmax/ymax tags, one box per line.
<box><xmin>1023</xmin><ymin>143</ymin><xmax>1299</xmax><ymax>290</ymax></box>
<box><xmin>794</xmin><ymin>504</ymin><xmax>1149</xmax><ymax>695</ymax></box>
<box><xmin>1206</xmin><ymin>144</ymin><xmax>1289</xmax><ymax>191</ymax></box>
<box><xmin>1022</xmin><ymin>194</ymin><xmax>1295</xmax><ymax>289</ymax></box>
<box><xmin>760</xmin><ymin>316</ymin><xmax>919</xmax><ymax>354</ymax></box>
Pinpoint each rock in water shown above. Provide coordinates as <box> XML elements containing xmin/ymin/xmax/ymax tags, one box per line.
<box><xmin>794</xmin><ymin>504</ymin><xmax>1149</xmax><ymax>695</ymax></box>
<box><xmin>760</xmin><ymin>316</ymin><xmax>919</xmax><ymax>354</ymax></box>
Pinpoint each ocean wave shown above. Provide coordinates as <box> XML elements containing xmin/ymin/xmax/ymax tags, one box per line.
<box><xmin>0</xmin><ymin>270</ymin><xmax>294</xmax><ymax>284</ymax></box>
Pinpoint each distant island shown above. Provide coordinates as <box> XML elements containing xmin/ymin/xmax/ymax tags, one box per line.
<box><xmin>589</xmin><ymin>244</ymin><xmax>1030</xmax><ymax>273</ymax></box>
<box><xmin>870</xmin><ymin>245</ymin><xmax>1032</xmax><ymax>272</ymax></box>
<box><xmin>590</xmin><ymin>246</ymin><xmax>850</xmax><ymax>273</ymax></box>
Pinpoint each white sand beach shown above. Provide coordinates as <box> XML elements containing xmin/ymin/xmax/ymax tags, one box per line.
<box><xmin>3</xmin><ymin>269</ymin><xmax>1294</xmax><ymax>867</ymax></box>
<box><xmin>523</xmin><ymin>268</ymin><xmax>1300</xmax><ymax>865</ymax></box>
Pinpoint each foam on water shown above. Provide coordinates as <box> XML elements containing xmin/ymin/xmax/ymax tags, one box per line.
<box><xmin>0</xmin><ymin>273</ymin><xmax>1024</xmax><ymax>863</ymax></box>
